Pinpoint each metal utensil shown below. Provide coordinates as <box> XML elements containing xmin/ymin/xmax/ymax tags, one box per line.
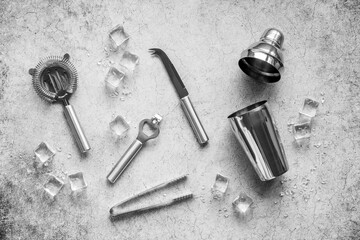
<box><xmin>149</xmin><ymin>48</ymin><xmax>209</xmax><ymax>145</ymax></box>
<box><xmin>228</xmin><ymin>101</ymin><xmax>288</xmax><ymax>181</ymax></box>
<box><xmin>111</xmin><ymin>174</ymin><xmax>187</xmax><ymax>209</ymax></box>
<box><xmin>111</xmin><ymin>193</ymin><xmax>193</xmax><ymax>219</ymax></box>
<box><xmin>29</xmin><ymin>54</ymin><xmax>90</xmax><ymax>153</ymax></box>
<box><xmin>107</xmin><ymin>114</ymin><xmax>163</xmax><ymax>184</ymax></box>
<box><xmin>110</xmin><ymin>174</ymin><xmax>192</xmax><ymax>219</ymax></box>
<box><xmin>239</xmin><ymin>28</ymin><xmax>284</xmax><ymax>83</ymax></box>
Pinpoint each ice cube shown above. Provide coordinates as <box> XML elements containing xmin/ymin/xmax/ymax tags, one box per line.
<box><xmin>34</xmin><ymin>142</ymin><xmax>55</xmax><ymax>164</ymax></box>
<box><xmin>43</xmin><ymin>174</ymin><xmax>64</xmax><ymax>198</ymax></box>
<box><xmin>211</xmin><ymin>174</ymin><xmax>229</xmax><ymax>199</ymax></box>
<box><xmin>68</xmin><ymin>172</ymin><xmax>87</xmax><ymax>192</ymax></box>
<box><xmin>120</xmin><ymin>51</ymin><xmax>139</xmax><ymax>73</ymax></box>
<box><xmin>293</xmin><ymin>122</ymin><xmax>311</xmax><ymax>141</ymax></box>
<box><xmin>109</xmin><ymin>115</ymin><xmax>130</xmax><ymax>138</ymax></box>
<box><xmin>299</xmin><ymin>98</ymin><xmax>319</xmax><ymax>118</ymax></box>
<box><xmin>104</xmin><ymin>67</ymin><xmax>125</xmax><ymax>97</ymax></box>
<box><xmin>232</xmin><ymin>192</ymin><xmax>253</xmax><ymax>218</ymax></box>
<box><xmin>109</xmin><ymin>25</ymin><xmax>129</xmax><ymax>49</ymax></box>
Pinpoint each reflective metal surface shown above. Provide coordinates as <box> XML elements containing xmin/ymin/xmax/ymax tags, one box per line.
<box><xmin>29</xmin><ymin>54</ymin><xmax>91</xmax><ymax>153</ymax></box>
<box><xmin>107</xmin><ymin>115</ymin><xmax>162</xmax><ymax>184</ymax></box>
<box><xmin>150</xmin><ymin>48</ymin><xmax>209</xmax><ymax>146</ymax></box>
<box><xmin>180</xmin><ymin>96</ymin><xmax>209</xmax><ymax>145</ymax></box>
<box><xmin>109</xmin><ymin>175</ymin><xmax>190</xmax><ymax>220</ymax></box>
<box><xmin>107</xmin><ymin>139</ymin><xmax>143</xmax><ymax>184</ymax></box>
<box><xmin>239</xmin><ymin>28</ymin><xmax>284</xmax><ymax>83</ymax></box>
<box><xmin>64</xmin><ymin>105</ymin><xmax>91</xmax><ymax>153</ymax></box>
<box><xmin>228</xmin><ymin>101</ymin><xmax>288</xmax><ymax>181</ymax></box>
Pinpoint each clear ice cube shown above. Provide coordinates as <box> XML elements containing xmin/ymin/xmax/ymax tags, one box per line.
<box><xmin>299</xmin><ymin>98</ymin><xmax>319</xmax><ymax>118</ymax></box>
<box><xmin>109</xmin><ymin>115</ymin><xmax>130</xmax><ymax>138</ymax></box>
<box><xmin>298</xmin><ymin>113</ymin><xmax>312</xmax><ymax>124</ymax></box>
<box><xmin>120</xmin><ymin>51</ymin><xmax>139</xmax><ymax>73</ymax></box>
<box><xmin>44</xmin><ymin>174</ymin><xmax>64</xmax><ymax>198</ymax></box>
<box><xmin>211</xmin><ymin>174</ymin><xmax>229</xmax><ymax>199</ymax></box>
<box><xmin>104</xmin><ymin>67</ymin><xmax>125</xmax><ymax>97</ymax></box>
<box><xmin>109</xmin><ymin>25</ymin><xmax>129</xmax><ymax>49</ymax></box>
<box><xmin>293</xmin><ymin>122</ymin><xmax>311</xmax><ymax>141</ymax></box>
<box><xmin>68</xmin><ymin>172</ymin><xmax>87</xmax><ymax>192</ymax></box>
<box><xmin>34</xmin><ymin>142</ymin><xmax>55</xmax><ymax>164</ymax></box>
<box><xmin>232</xmin><ymin>192</ymin><xmax>253</xmax><ymax>217</ymax></box>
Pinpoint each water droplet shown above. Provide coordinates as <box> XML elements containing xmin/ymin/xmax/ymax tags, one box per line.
<box><xmin>57</xmin><ymin>147</ymin><xmax>62</xmax><ymax>152</ymax></box>
<box><xmin>67</xmin><ymin>154</ymin><xmax>72</xmax><ymax>159</ymax></box>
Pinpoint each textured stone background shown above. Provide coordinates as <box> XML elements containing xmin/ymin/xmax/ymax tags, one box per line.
<box><xmin>0</xmin><ymin>0</ymin><xmax>360</xmax><ymax>239</ymax></box>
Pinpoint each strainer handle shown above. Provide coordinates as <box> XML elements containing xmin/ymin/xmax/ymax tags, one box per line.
<box><xmin>63</xmin><ymin>105</ymin><xmax>91</xmax><ymax>153</ymax></box>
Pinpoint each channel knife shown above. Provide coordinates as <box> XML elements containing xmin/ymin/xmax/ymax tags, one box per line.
<box><xmin>149</xmin><ymin>48</ymin><xmax>209</xmax><ymax>145</ymax></box>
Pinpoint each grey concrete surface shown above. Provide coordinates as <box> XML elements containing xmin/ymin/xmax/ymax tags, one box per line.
<box><xmin>0</xmin><ymin>0</ymin><xmax>360</xmax><ymax>239</ymax></box>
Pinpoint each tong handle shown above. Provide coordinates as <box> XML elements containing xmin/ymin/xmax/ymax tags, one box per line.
<box><xmin>107</xmin><ymin>139</ymin><xmax>143</xmax><ymax>184</ymax></box>
<box><xmin>63</xmin><ymin>105</ymin><xmax>91</xmax><ymax>153</ymax></box>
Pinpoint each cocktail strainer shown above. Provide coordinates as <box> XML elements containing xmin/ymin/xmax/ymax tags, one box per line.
<box><xmin>29</xmin><ymin>53</ymin><xmax>90</xmax><ymax>153</ymax></box>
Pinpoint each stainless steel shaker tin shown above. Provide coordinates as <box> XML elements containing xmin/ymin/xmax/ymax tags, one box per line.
<box><xmin>228</xmin><ymin>101</ymin><xmax>288</xmax><ymax>181</ymax></box>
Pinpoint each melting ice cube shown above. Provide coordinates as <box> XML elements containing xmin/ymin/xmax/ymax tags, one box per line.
<box><xmin>299</xmin><ymin>98</ymin><xmax>319</xmax><ymax>118</ymax></box>
<box><xmin>44</xmin><ymin>174</ymin><xmax>64</xmax><ymax>198</ymax></box>
<box><xmin>109</xmin><ymin>115</ymin><xmax>130</xmax><ymax>138</ymax></box>
<box><xmin>293</xmin><ymin>122</ymin><xmax>311</xmax><ymax>141</ymax></box>
<box><xmin>68</xmin><ymin>172</ymin><xmax>87</xmax><ymax>192</ymax></box>
<box><xmin>232</xmin><ymin>192</ymin><xmax>253</xmax><ymax>218</ymax></box>
<box><xmin>34</xmin><ymin>142</ymin><xmax>55</xmax><ymax>164</ymax></box>
<box><xmin>109</xmin><ymin>25</ymin><xmax>129</xmax><ymax>49</ymax></box>
<box><xmin>120</xmin><ymin>51</ymin><xmax>139</xmax><ymax>73</ymax></box>
<box><xmin>104</xmin><ymin>67</ymin><xmax>125</xmax><ymax>97</ymax></box>
<box><xmin>211</xmin><ymin>174</ymin><xmax>229</xmax><ymax>199</ymax></box>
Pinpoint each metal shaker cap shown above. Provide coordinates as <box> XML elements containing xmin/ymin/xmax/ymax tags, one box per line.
<box><xmin>239</xmin><ymin>28</ymin><xmax>284</xmax><ymax>83</ymax></box>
